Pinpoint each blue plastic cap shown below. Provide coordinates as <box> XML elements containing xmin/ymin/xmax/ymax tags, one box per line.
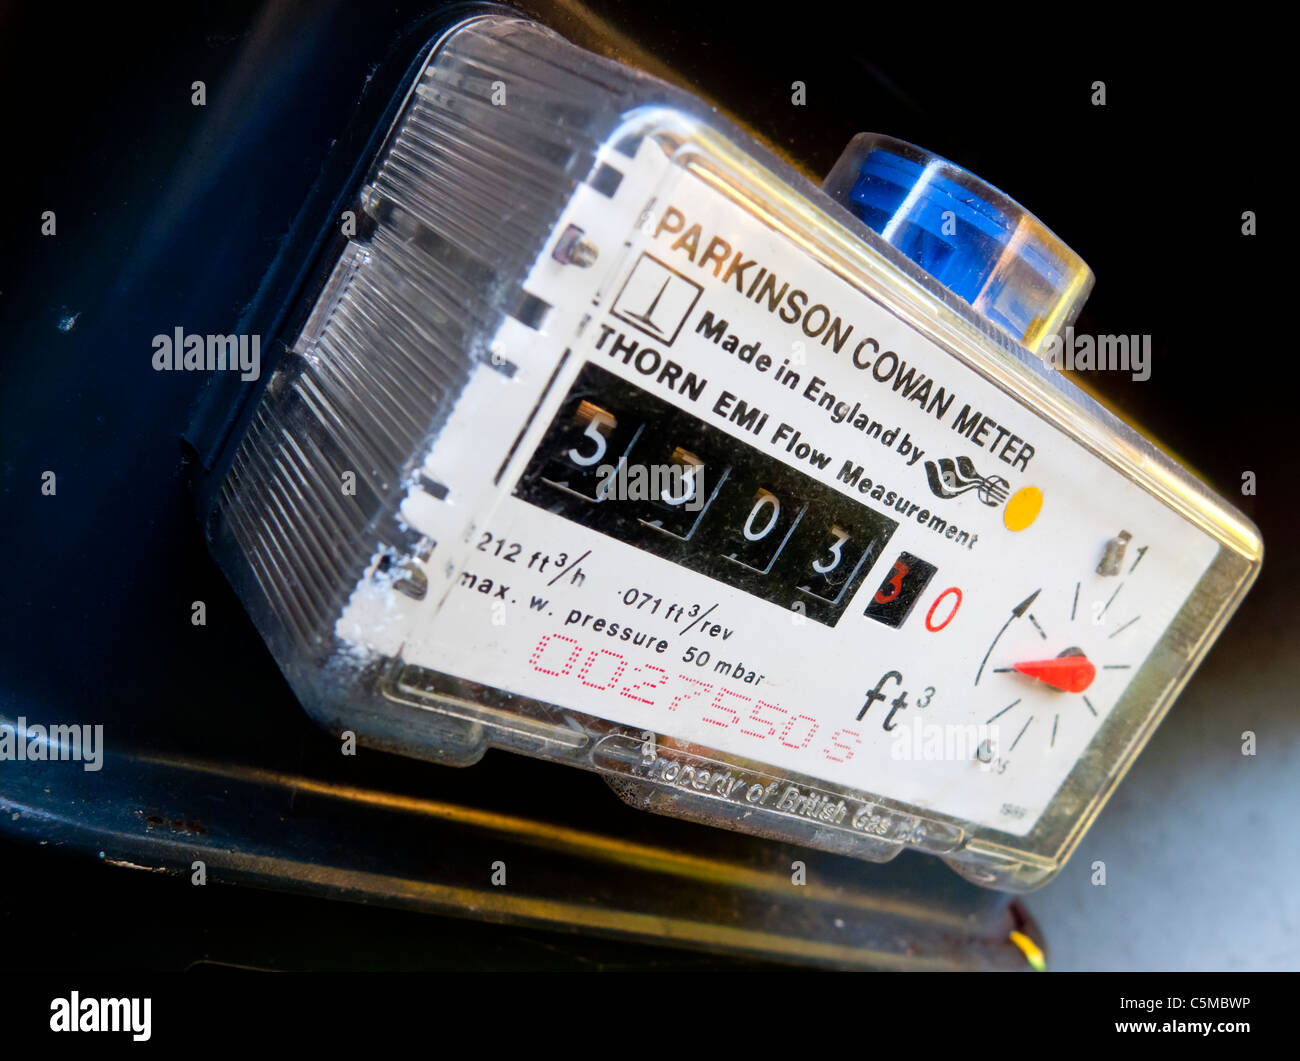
<box><xmin>823</xmin><ymin>134</ymin><xmax>1092</xmax><ymax>356</ymax></box>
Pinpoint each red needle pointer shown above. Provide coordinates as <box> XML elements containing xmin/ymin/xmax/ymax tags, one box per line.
<box><xmin>1013</xmin><ymin>655</ymin><xmax>1097</xmax><ymax>693</ymax></box>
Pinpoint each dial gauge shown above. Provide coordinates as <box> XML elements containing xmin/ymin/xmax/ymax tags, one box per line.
<box><xmin>974</xmin><ymin>537</ymin><xmax>1152</xmax><ymax>770</ymax></box>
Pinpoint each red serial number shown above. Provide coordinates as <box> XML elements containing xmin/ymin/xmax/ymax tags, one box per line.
<box><xmin>529</xmin><ymin>633</ymin><xmax>862</xmax><ymax>765</ymax></box>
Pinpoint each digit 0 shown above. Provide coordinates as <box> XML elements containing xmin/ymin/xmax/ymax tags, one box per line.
<box><xmin>925</xmin><ymin>587</ymin><xmax>962</xmax><ymax>632</ymax></box>
<box><xmin>531</xmin><ymin>634</ymin><xmax>583</xmax><ymax>674</ymax></box>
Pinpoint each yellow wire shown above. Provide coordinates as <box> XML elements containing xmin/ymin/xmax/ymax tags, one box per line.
<box><xmin>1003</xmin><ymin>925</ymin><xmax>1045</xmax><ymax>967</ymax></box>
<box><xmin>1010</xmin><ymin>930</ymin><xmax>1047</xmax><ymax>971</ymax></box>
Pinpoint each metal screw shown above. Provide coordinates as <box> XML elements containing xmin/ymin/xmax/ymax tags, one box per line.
<box><xmin>553</xmin><ymin>223</ymin><xmax>599</xmax><ymax>267</ymax></box>
<box><xmin>566</xmin><ymin>238</ymin><xmax>599</xmax><ymax>267</ymax></box>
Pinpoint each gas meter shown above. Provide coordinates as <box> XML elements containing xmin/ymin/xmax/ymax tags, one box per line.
<box><xmin>200</xmin><ymin>13</ymin><xmax>1261</xmax><ymax>891</ymax></box>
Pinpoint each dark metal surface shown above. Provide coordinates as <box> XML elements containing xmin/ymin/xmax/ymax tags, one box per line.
<box><xmin>0</xmin><ymin>730</ymin><xmax>1036</xmax><ymax>969</ymax></box>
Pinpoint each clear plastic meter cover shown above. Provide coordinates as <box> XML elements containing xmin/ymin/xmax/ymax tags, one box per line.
<box><xmin>204</xmin><ymin>14</ymin><xmax>1261</xmax><ymax>891</ymax></box>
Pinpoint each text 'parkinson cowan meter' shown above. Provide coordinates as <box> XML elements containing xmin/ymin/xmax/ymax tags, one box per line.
<box><xmin>200</xmin><ymin>14</ymin><xmax>1261</xmax><ymax>890</ymax></box>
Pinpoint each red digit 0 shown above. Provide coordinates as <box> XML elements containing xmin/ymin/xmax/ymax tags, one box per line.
<box><xmin>925</xmin><ymin>587</ymin><xmax>962</xmax><ymax>632</ymax></box>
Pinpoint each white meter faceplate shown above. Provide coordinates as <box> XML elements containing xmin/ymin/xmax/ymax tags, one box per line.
<box><xmin>207</xmin><ymin>15</ymin><xmax>1261</xmax><ymax>890</ymax></box>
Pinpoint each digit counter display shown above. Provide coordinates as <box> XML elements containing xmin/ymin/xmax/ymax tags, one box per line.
<box><xmin>514</xmin><ymin>362</ymin><xmax>899</xmax><ymax>626</ymax></box>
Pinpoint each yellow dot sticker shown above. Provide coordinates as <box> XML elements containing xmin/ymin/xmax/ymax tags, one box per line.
<box><xmin>1004</xmin><ymin>486</ymin><xmax>1043</xmax><ymax>531</ymax></box>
